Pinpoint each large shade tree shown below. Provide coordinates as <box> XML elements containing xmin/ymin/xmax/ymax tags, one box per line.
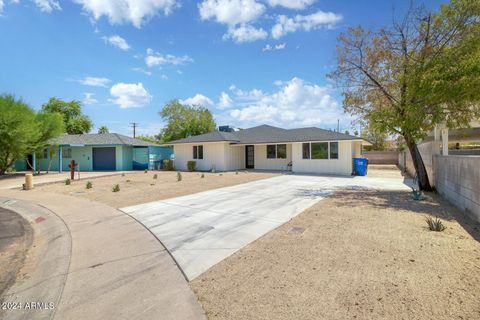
<box><xmin>0</xmin><ymin>94</ymin><xmax>64</xmax><ymax>174</ymax></box>
<box><xmin>159</xmin><ymin>100</ymin><xmax>216</xmax><ymax>142</ymax></box>
<box><xmin>329</xmin><ymin>0</ymin><xmax>480</xmax><ymax>190</ymax></box>
<box><xmin>42</xmin><ymin>97</ymin><xmax>93</xmax><ymax>134</ymax></box>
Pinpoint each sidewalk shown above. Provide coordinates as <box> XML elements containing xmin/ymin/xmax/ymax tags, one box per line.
<box><xmin>0</xmin><ymin>189</ymin><xmax>205</xmax><ymax>320</ymax></box>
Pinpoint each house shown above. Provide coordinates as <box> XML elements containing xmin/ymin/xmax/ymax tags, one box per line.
<box><xmin>14</xmin><ymin>133</ymin><xmax>173</xmax><ymax>172</ymax></box>
<box><xmin>167</xmin><ymin>125</ymin><xmax>370</xmax><ymax>175</ymax></box>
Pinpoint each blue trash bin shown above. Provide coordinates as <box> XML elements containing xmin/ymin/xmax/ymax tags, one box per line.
<box><xmin>353</xmin><ymin>158</ymin><xmax>368</xmax><ymax>176</ymax></box>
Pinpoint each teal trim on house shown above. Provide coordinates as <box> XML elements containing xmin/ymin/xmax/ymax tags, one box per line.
<box><xmin>13</xmin><ymin>133</ymin><xmax>173</xmax><ymax>172</ymax></box>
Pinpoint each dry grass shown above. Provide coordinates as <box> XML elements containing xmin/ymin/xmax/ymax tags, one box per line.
<box><xmin>192</xmin><ymin>190</ymin><xmax>480</xmax><ymax>320</ymax></box>
<box><xmin>33</xmin><ymin>171</ymin><xmax>279</xmax><ymax>208</ymax></box>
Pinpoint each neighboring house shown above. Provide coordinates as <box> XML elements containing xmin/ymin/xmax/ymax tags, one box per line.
<box><xmin>167</xmin><ymin>124</ymin><xmax>369</xmax><ymax>175</ymax></box>
<box><xmin>15</xmin><ymin>133</ymin><xmax>172</xmax><ymax>172</ymax></box>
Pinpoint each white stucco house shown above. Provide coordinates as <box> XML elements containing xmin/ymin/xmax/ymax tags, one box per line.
<box><xmin>167</xmin><ymin>125</ymin><xmax>370</xmax><ymax>175</ymax></box>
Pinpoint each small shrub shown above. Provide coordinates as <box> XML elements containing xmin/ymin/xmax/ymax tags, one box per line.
<box><xmin>112</xmin><ymin>184</ymin><xmax>120</xmax><ymax>192</ymax></box>
<box><xmin>235</xmin><ymin>171</ymin><xmax>238</xmax><ymax>175</ymax></box>
<box><xmin>122</xmin><ymin>173</ymin><xmax>125</xmax><ymax>177</ymax></box>
<box><xmin>219</xmin><ymin>173</ymin><xmax>223</xmax><ymax>176</ymax></box>
<box><xmin>177</xmin><ymin>171</ymin><xmax>182</xmax><ymax>182</ymax></box>
<box><xmin>425</xmin><ymin>216</ymin><xmax>446</xmax><ymax>232</ymax></box>
<box><xmin>201</xmin><ymin>173</ymin><xmax>205</xmax><ymax>178</ymax></box>
<box><xmin>153</xmin><ymin>173</ymin><xmax>158</xmax><ymax>179</ymax></box>
<box><xmin>86</xmin><ymin>181</ymin><xmax>92</xmax><ymax>189</ymax></box>
<box><xmin>126</xmin><ymin>179</ymin><xmax>131</xmax><ymax>182</ymax></box>
<box><xmin>163</xmin><ymin>159</ymin><xmax>174</xmax><ymax>171</ymax></box>
<box><xmin>187</xmin><ymin>161</ymin><xmax>196</xmax><ymax>172</ymax></box>
<box><xmin>65</xmin><ymin>178</ymin><xmax>71</xmax><ymax>185</ymax></box>
<box><xmin>144</xmin><ymin>169</ymin><xmax>148</xmax><ymax>173</ymax></box>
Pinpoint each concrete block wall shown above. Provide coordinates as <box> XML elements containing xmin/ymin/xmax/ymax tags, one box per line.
<box><xmin>363</xmin><ymin>151</ymin><xmax>398</xmax><ymax>164</ymax></box>
<box><xmin>434</xmin><ymin>155</ymin><xmax>480</xmax><ymax>222</ymax></box>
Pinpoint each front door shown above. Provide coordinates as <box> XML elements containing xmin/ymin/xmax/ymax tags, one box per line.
<box><xmin>245</xmin><ymin>145</ymin><xmax>254</xmax><ymax>169</ymax></box>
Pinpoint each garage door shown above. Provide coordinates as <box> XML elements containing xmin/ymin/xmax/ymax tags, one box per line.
<box><xmin>93</xmin><ymin>147</ymin><xmax>116</xmax><ymax>171</ymax></box>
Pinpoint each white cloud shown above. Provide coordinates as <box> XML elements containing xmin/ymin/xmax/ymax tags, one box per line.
<box><xmin>216</xmin><ymin>77</ymin><xmax>348</xmax><ymax>128</ymax></box>
<box><xmin>271</xmin><ymin>11</ymin><xmax>342</xmax><ymax>39</ymax></box>
<box><xmin>34</xmin><ymin>0</ymin><xmax>61</xmax><ymax>12</ymax></box>
<box><xmin>262</xmin><ymin>43</ymin><xmax>286</xmax><ymax>52</ymax></box>
<box><xmin>78</xmin><ymin>76</ymin><xmax>111</xmax><ymax>87</ymax></box>
<box><xmin>102</xmin><ymin>35</ymin><xmax>130</xmax><ymax>51</ymax></box>
<box><xmin>218</xmin><ymin>91</ymin><xmax>233</xmax><ymax>109</ymax></box>
<box><xmin>145</xmin><ymin>49</ymin><xmax>193</xmax><ymax>67</ymax></box>
<box><xmin>109</xmin><ymin>82</ymin><xmax>152</xmax><ymax>108</ymax></box>
<box><xmin>223</xmin><ymin>24</ymin><xmax>267</xmax><ymax>43</ymax></box>
<box><xmin>132</xmin><ymin>67</ymin><xmax>152</xmax><ymax>76</ymax></box>
<box><xmin>82</xmin><ymin>93</ymin><xmax>98</xmax><ymax>105</ymax></box>
<box><xmin>266</xmin><ymin>0</ymin><xmax>315</xmax><ymax>10</ymax></box>
<box><xmin>0</xmin><ymin>1</ymin><xmax>4</xmax><ymax>13</ymax></box>
<box><xmin>198</xmin><ymin>0</ymin><xmax>265</xmax><ymax>26</ymax></box>
<box><xmin>180</xmin><ymin>94</ymin><xmax>214</xmax><ymax>106</ymax></box>
<box><xmin>73</xmin><ymin>0</ymin><xmax>178</xmax><ymax>28</ymax></box>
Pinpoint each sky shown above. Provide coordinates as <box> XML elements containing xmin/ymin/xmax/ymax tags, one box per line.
<box><xmin>0</xmin><ymin>0</ymin><xmax>445</xmax><ymax>137</ymax></box>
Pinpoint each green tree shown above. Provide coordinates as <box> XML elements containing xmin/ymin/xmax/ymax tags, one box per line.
<box><xmin>159</xmin><ymin>100</ymin><xmax>216</xmax><ymax>142</ymax></box>
<box><xmin>0</xmin><ymin>95</ymin><xmax>64</xmax><ymax>174</ymax></box>
<box><xmin>42</xmin><ymin>97</ymin><xmax>93</xmax><ymax>134</ymax></box>
<box><xmin>98</xmin><ymin>125</ymin><xmax>109</xmax><ymax>134</ymax></box>
<box><xmin>362</xmin><ymin>126</ymin><xmax>388</xmax><ymax>151</ymax></box>
<box><xmin>329</xmin><ymin>0</ymin><xmax>480</xmax><ymax>190</ymax></box>
<box><xmin>136</xmin><ymin>135</ymin><xmax>161</xmax><ymax>144</ymax></box>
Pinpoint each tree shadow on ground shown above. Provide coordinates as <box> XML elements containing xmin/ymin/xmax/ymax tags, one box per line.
<box><xmin>330</xmin><ymin>189</ymin><xmax>480</xmax><ymax>243</ymax></box>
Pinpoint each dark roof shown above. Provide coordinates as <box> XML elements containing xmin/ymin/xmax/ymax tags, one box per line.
<box><xmin>50</xmin><ymin>133</ymin><xmax>160</xmax><ymax>147</ymax></box>
<box><xmin>167</xmin><ymin>124</ymin><xmax>363</xmax><ymax>145</ymax></box>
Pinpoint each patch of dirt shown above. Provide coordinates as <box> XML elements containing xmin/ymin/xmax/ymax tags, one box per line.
<box><xmin>34</xmin><ymin>171</ymin><xmax>279</xmax><ymax>208</ymax></box>
<box><xmin>191</xmin><ymin>190</ymin><xmax>480</xmax><ymax>320</ymax></box>
<box><xmin>0</xmin><ymin>207</ymin><xmax>33</xmax><ymax>299</ymax></box>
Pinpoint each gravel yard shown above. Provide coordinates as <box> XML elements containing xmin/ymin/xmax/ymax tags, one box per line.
<box><xmin>192</xmin><ymin>190</ymin><xmax>480</xmax><ymax>320</ymax></box>
<box><xmin>34</xmin><ymin>170</ymin><xmax>279</xmax><ymax>208</ymax></box>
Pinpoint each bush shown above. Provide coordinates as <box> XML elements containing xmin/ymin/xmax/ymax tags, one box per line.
<box><xmin>235</xmin><ymin>171</ymin><xmax>238</xmax><ymax>175</ymax></box>
<box><xmin>425</xmin><ymin>216</ymin><xmax>446</xmax><ymax>232</ymax></box>
<box><xmin>121</xmin><ymin>173</ymin><xmax>125</xmax><ymax>177</ymax></box>
<box><xmin>201</xmin><ymin>173</ymin><xmax>205</xmax><ymax>178</ymax></box>
<box><xmin>177</xmin><ymin>171</ymin><xmax>182</xmax><ymax>182</ymax></box>
<box><xmin>144</xmin><ymin>169</ymin><xmax>148</xmax><ymax>173</ymax></box>
<box><xmin>112</xmin><ymin>184</ymin><xmax>120</xmax><ymax>192</ymax></box>
<box><xmin>163</xmin><ymin>159</ymin><xmax>174</xmax><ymax>171</ymax></box>
<box><xmin>126</xmin><ymin>179</ymin><xmax>131</xmax><ymax>182</ymax></box>
<box><xmin>86</xmin><ymin>181</ymin><xmax>92</xmax><ymax>189</ymax></box>
<box><xmin>153</xmin><ymin>173</ymin><xmax>158</xmax><ymax>179</ymax></box>
<box><xmin>187</xmin><ymin>161</ymin><xmax>196</xmax><ymax>172</ymax></box>
<box><xmin>65</xmin><ymin>178</ymin><xmax>71</xmax><ymax>185</ymax></box>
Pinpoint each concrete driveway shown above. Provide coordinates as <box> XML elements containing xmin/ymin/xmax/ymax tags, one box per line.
<box><xmin>121</xmin><ymin>174</ymin><xmax>412</xmax><ymax>280</ymax></box>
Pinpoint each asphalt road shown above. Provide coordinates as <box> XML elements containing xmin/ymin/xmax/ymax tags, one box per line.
<box><xmin>0</xmin><ymin>206</ymin><xmax>33</xmax><ymax>299</ymax></box>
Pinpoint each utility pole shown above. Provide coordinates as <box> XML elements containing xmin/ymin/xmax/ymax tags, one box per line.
<box><xmin>337</xmin><ymin>119</ymin><xmax>340</xmax><ymax>132</ymax></box>
<box><xmin>130</xmin><ymin>122</ymin><xmax>139</xmax><ymax>138</ymax></box>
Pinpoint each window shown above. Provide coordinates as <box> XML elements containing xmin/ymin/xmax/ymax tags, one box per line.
<box><xmin>330</xmin><ymin>142</ymin><xmax>338</xmax><ymax>159</ymax></box>
<box><xmin>277</xmin><ymin>144</ymin><xmax>287</xmax><ymax>159</ymax></box>
<box><xmin>267</xmin><ymin>145</ymin><xmax>276</xmax><ymax>159</ymax></box>
<box><xmin>311</xmin><ymin>142</ymin><xmax>328</xmax><ymax>159</ymax></box>
<box><xmin>302</xmin><ymin>143</ymin><xmax>310</xmax><ymax>159</ymax></box>
<box><xmin>62</xmin><ymin>148</ymin><xmax>72</xmax><ymax>158</ymax></box>
<box><xmin>193</xmin><ymin>145</ymin><xmax>203</xmax><ymax>159</ymax></box>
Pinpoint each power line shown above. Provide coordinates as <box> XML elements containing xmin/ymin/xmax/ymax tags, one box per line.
<box><xmin>130</xmin><ymin>122</ymin><xmax>139</xmax><ymax>138</ymax></box>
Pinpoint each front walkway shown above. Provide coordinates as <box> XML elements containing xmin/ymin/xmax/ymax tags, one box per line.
<box><xmin>0</xmin><ymin>190</ymin><xmax>205</xmax><ymax>320</ymax></box>
<box><xmin>121</xmin><ymin>173</ymin><xmax>413</xmax><ymax>280</ymax></box>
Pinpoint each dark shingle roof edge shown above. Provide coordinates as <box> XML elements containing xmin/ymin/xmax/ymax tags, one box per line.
<box><xmin>165</xmin><ymin>125</ymin><xmax>366</xmax><ymax>145</ymax></box>
<box><xmin>49</xmin><ymin>133</ymin><xmax>161</xmax><ymax>147</ymax></box>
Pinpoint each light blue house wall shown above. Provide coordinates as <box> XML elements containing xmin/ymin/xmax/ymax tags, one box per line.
<box><xmin>14</xmin><ymin>145</ymin><xmax>173</xmax><ymax>172</ymax></box>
